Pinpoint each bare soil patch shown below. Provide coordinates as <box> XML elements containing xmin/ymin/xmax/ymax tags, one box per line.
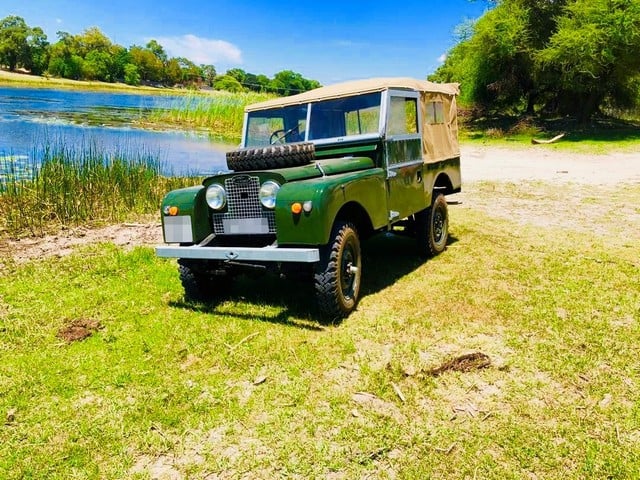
<box><xmin>426</xmin><ymin>352</ymin><xmax>492</xmax><ymax>376</ymax></box>
<box><xmin>57</xmin><ymin>318</ymin><xmax>103</xmax><ymax>343</ymax></box>
<box><xmin>1</xmin><ymin>219</ymin><xmax>162</xmax><ymax>267</ymax></box>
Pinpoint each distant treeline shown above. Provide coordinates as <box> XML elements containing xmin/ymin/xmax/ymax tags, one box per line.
<box><xmin>0</xmin><ymin>16</ymin><xmax>320</xmax><ymax>95</ymax></box>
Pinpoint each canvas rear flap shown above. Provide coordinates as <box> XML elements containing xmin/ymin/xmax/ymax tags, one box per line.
<box><xmin>420</xmin><ymin>91</ymin><xmax>460</xmax><ymax>163</ymax></box>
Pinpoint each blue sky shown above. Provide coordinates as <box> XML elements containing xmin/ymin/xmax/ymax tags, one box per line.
<box><xmin>2</xmin><ymin>0</ymin><xmax>490</xmax><ymax>85</ymax></box>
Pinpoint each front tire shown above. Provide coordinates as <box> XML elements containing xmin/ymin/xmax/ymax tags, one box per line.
<box><xmin>416</xmin><ymin>192</ymin><xmax>448</xmax><ymax>258</ymax></box>
<box><xmin>314</xmin><ymin>221</ymin><xmax>362</xmax><ymax>320</ymax></box>
<box><xmin>178</xmin><ymin>260</ymin><xmax>229</xmax><ymax>303</ymax></box>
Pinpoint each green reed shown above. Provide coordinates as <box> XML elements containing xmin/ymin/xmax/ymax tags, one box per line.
<box><xmin>146</xmin><ymin>90</ymin><xmax>274</xmax><ymax>140</ymax></box>
<box><xmin>0</xmin><ymin>141</ymin><xmax>195</xmax><ymax>237</ymax></box>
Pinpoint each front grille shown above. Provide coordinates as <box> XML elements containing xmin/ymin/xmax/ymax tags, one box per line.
<box><xmin>212</xmin><ymin>175</ymin><xmax>276</xmax><ymax>234</ymax></box>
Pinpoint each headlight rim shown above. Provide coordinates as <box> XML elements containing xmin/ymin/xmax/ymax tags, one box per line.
<box><xmin>206</xmin><ymin>183</ymin><xmax>227</xmax><ymax>210</ymax></box>
<box><xmin>259</xmin><ymin>180</ymin><xmax>280</xmax><ymax>209</ymax></box>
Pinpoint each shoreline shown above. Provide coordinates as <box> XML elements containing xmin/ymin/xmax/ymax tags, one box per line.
<box><xmin>0</xmin><ymin>69</ymin><xmax>198</xmax><ymax>95</ymax></box>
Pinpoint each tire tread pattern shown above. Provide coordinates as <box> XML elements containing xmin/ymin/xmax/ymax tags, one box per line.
<box><xmin>415</xmin><ymin>193</ymin><xmax>448</xmax><ymax>258</ymax></box>
<box><xmin>226</xmin><ymin>142</ymin><xmax>316</xmax><ymax>171</ymax></box>
<box><xmin>314</xmin><ymin>221</ymin><xmax>361</xmax><ymax>320</ymax></box>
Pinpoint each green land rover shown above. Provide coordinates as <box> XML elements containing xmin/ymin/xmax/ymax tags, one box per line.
<box><xmin>157</xmin><ymin>77</ymin><xmax>461</xmax><ymax>319</ymax></box>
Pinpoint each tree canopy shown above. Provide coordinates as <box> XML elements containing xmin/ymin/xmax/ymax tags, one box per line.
<box><xmin>0</xmin><ymin>16</ymin><xmax>320</xmax><ymax>95</ymax></box>
<box><xmin>430</xmin><ymin>0</ymin><xmax>640</xmax><ymax>121</ymax></box>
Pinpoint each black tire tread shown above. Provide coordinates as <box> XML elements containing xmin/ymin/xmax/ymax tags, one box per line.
<box><xmin>226</xmin><ymin>142</ymin><xmax>315</xmax><ymax>171</ymax></box>
<box><xmin>314</xmin><ymin>221</ymin><xmax>361</xmax><ymax>320</ymax></box>
<box><xmin>416</xmin><ymin>193</ymin><xmax>448</xmax><ymax>258</ymax></box>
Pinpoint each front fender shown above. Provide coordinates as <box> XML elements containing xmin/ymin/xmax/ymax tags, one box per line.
<box><xmin>274</xmin><ymin>168</ymin><xmax>387</xmax><ymax>246</ymax></box>
<box><xmin>160</xmin><ymin>186</ymin><xmax>211</xmax><ymax>243</ymax></box>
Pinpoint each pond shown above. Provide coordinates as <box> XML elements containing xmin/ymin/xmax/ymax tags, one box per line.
<box><xmin>0</xmin><ymin>86</ymin><xmax>233</xmax><ymax>179</ymax></box>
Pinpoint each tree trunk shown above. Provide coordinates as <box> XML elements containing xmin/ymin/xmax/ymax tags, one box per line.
<box><xmin>526</xmin><ymin>91</ymin><xmax>537</xmax><ymax>115</ymax></box>
<box><xmin>578</xmin><ymin>92</ymin><xmax>600</xmax><ymax>124</ymax></box>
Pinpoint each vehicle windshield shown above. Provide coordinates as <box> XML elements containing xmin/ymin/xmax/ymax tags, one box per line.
<box><xmin>244</xmin><ymin>92</ymin><xmax>382</xmax><ymax>147</ymax></box>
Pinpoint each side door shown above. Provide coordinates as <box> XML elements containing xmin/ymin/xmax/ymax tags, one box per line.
<box><xmin>383</xmin><ymin>90</ymin><xmax>424</xmax><ymax>223</ymax></box>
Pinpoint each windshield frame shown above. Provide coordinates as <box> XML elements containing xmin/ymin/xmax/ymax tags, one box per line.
<box><xmin>242</xmin><ymin>91</ymin><xmax>385</xmax><ymax>148</ymax></box>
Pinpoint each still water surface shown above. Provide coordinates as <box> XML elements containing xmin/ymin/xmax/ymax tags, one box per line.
<box><xmin>0</xmin><ymin>86</ymin><xmax>232</xmax><ymax>177</ymax></box>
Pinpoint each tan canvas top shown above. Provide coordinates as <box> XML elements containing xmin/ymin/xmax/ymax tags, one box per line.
<box><xmin>245</xmin><ymin>77</ymin><xmax>459</xmax><ymax>112</ymax></box>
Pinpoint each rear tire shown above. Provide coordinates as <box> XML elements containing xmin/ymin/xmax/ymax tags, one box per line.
<box><xmin>416</xmin><ymin>192</ymin><xmax>448</xmax><ymax>258</ymax></box>
<box><xmin>314</xmin><ymin>221</ymin><xmax>362</xmax><ymax>320</ymax></box>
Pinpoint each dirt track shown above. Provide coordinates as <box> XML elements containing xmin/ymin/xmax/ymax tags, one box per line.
<box><xmin>461</xmin><ymin>145</ymin><xmax>640</xmax><ymax>185</ymax></box>
<box><xmin>2</xmin><ymin>145</ymin><xmax>638</xmax><ymax>265</ymax></box>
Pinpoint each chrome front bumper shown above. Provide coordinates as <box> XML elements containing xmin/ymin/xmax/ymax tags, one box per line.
<box><xmin>156</xmin><ymin>245</ymin><xmax>320</xmax><ymax>263</ymax></box>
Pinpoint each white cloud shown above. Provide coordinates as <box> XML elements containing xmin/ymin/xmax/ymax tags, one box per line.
<box><xmin>437</xmin><ymin>53</ymin><xmax>447</xmax><ymax>63</ymax></box>
<box><xmin>56</xmin><ymin>18</ymin><xmax>63</xmax><ymax>24</ymax></box>
<box><xmin>154</xmin><ymin>34</ymin><xmax>242</xmax><ymax>65</ymax></box>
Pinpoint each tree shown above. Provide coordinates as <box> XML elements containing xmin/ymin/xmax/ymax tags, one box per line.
<box><xmin>123</xmin><ymin>63</ymin><xmax>140</xmax><ymax>86</ymax></box>
<box><xmin>82</xmin><ymin>49</ymin><xmax>112</xmax><ymax>81</ymax></box>
<box><xmin>74</xmin><ymin>27</ymin><xmax>112</xmax><ymax>57</ymax></box>
<box><xmin>129</xmin><ymin>45</ymin><xmax>164</xmax><ymax>83</ymax></box>
<box><xmin>146</xmin><ymin>39</ymin><xmax>167</xmax><ymax>63</ymax></box>
<box><xmin>0</xmin><ymin>16</ymin><xmax>49</xmax><ymax>72</ymax></box>
<box><xmin>537</xmin><ymin>0</ymin><xmax>640</xmax><ymax>121</ymax></box>
<box><xmin>109</xmin><ymin>46</ymin><xmax>130</xmax><ymax>82</ymax></box>
<box><xmin>253</xmin><ymin>74</ymin><xmax>271</xmax><ymax>92</ymax></box>
<box><xmin>200</xmin><ymin>64</ymin><xmax>216</xmax><ymax>86</ymax></box>
<box><xmin>213</xmin><ymin>74</ymin><xmax>244</xmax><ymax>92</ymax></box>
<box><xmin>431</xmin><ymin>0</ymin><xmax>640</xmax><ymax>121</ymax></box>
<box><xmin>225</xmin><ymin>68</ymin><xmax>247</xmax><ymax>85</ymax></box>
<box><xmin>176</xmin><ymin>57</ymin><xmax>202</xmax><ymax>85</ymax></box>
<box><xmin>164</xmin><ymin>58</ymin><xmax>182</xmax><ymax>85</ymax></box>
<box><xmin>269</xmin><ymin>70</ymin><xmax>306</xmax><ymax>96</ymax></box>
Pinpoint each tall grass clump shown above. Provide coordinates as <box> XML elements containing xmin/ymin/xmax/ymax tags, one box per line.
<box><xmin>147</xmin><ymin>90</ymin><xmax>275</xmax><ymax>140</ymax></box>
<box><xmin>0</xmin><ymin>140</ymin><xmax>195</xmax><ymax>237</ymax></box>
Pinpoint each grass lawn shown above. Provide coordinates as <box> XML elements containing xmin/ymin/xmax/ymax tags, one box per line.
<box><xmin>1</xmin><ymin>180</ymin><xmax>639</xmax><ymax>479</ymax></box>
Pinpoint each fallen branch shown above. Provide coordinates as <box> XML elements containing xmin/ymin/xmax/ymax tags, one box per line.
<box><xmin>531</xmin><ymin>133</ymin><xmax>565</xmax><ymax>145</ymax></box>
<box><xmin>226</xmin><ymin>332</ymin><xmax>260</xmax><ymax>352</ymax></box>
<box><xmin>391</xmin><ymin>382</ymin><xmax>406</xmax><ymax>403</ymax></box>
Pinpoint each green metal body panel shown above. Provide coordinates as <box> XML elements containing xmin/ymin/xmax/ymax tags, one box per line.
<box><xmin>385</xmin><ymin>138</ymin><xmax>426</xmax><ymax>219</ymax></box>
<box><xmin>274</xmin><ymin>167</ymin><xmax>388</xmax><ymax>246</ymax></box>
<box><xmin>270</xmin><ymin>156</ymin><xmax>376</xmax><ymax>182</ymax></box>
<box><xmin>160</xmin><ymin>186</ymin><xmax>211</xmax><ymax>242</ymax></box>
<box><xmin>315</xmin><ymin>143</ymin><xmax>379</xmax><ymax>159</ymax></box>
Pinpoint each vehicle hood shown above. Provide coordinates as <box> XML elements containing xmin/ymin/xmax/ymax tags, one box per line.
<box><xmin>202</xmin><ymin>156</ymin><xmax>374</xmax><ymax>187</ymax></box>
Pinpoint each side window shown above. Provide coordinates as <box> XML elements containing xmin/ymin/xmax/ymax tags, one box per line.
<box><xmin>345</xmin><ymin>106</ymin><xmax>380</xmax><ymax>136</ymax></box>
<box><xmin>309</xmin><ymin>92</ymin><xmax>381</xmax><ymax>140</ymax></box>
<box><xmin>388</xmin><ymin>96</ymin><xmax>418</xmax><ymax>136</ymax></box>
<box><xmin>426</xmin><ymin>101</ymin><xmax>445</xmax><ymax>125</ymax></box>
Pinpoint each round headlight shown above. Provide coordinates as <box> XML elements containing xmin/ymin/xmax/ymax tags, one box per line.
<box><xmin>259</xmin><ymin>181</ymin><xmax>280</xmax><ymax>209</ymax></box>
<box><xmin>206</xmin><ymin>183</ymin><xmax>226</xmax><ymax>210</ymax></box>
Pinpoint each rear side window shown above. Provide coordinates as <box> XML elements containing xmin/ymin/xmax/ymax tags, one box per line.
<box><xmin>425</xmin><ymin>101</ymin><xmax>445</xmax><ymax>125</ymax></box>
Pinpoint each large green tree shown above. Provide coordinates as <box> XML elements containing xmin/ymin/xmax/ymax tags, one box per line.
<box><xmin>537</xmin><ymin>0</ymin><xmax>640</xmax><ymax>121</ymax></box>
<box><xmin>0</xmin><ymin>16</ymin><xmax>49</xmax><ymax>72</ymax></box>
<box><xmin>431</xmin><ymin>0</ymin><xmax>640</xmax><ymax>121</ymax></box>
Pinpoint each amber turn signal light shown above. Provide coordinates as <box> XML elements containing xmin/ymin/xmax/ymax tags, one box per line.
<box><xmin>291</xmin><ymin>202</ymin><xmax>303</xmax><ymax>214</ymax></box>
<box><xmin>168</xmin><ymin>206</ymin><xmax>179</xmax><ymax>216</ymax></box>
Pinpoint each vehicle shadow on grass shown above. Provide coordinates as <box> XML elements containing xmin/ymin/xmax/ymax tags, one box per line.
<box><xmin>169</xmin><ymin>232</ymin><xmax>458</xmax><ymax>328</ymax></box>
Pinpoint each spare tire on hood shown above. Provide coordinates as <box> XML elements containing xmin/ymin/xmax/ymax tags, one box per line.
<box><xmin>226</xmin><ymin>142</ymin><xmax>316</xmax><ymax>171</ymax></box>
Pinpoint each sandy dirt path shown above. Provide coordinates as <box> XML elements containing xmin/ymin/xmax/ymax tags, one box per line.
<box><xmin>461</xmin><ymin>145</ymin><xmax>640</xmax><ymax>185</ymax></box>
